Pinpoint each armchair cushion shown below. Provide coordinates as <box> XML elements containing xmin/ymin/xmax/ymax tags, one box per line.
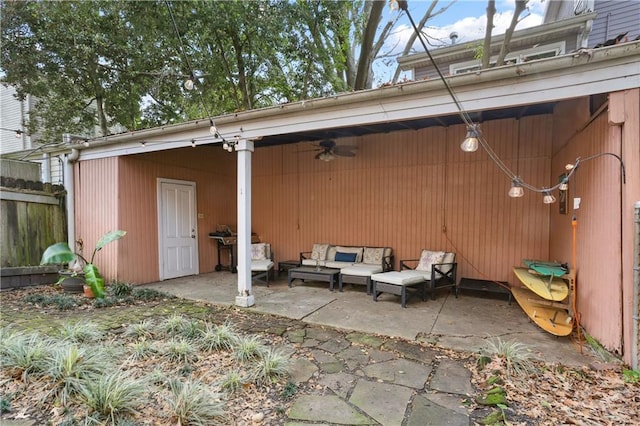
<box><xmin>251</xmin><ymin>243</ymin><xmax>268</xmax><ymax>260</ymax></box>
<box><xmin>311</xmin><ymin>243</ymin><xmax>330</xmax><ymax>261</ymax></box>
<box><xmin>415</xmin><ymin>250</ymin><xmax>445</xmax><ymax>273</ymax></box>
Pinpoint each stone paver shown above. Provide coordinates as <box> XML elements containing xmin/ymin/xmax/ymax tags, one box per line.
<box><xmin>288</xmin><ymin>395</ymin><xmax>376</xmax><ymax>425</ymax></box>
<box><xmin>407</xmin><ymin>395</ymin><xmax>470</xmax><ymax>426</ymax></box>
<box><xmin>430</xmin><ymin>359</ymin><xmax>474</xmax><ymax>396</ymax></box>
<box><xmin>363</xmin><ymin>358</ymin><xmax>432</xmax><ymax>389</ymax></box>
<box><xmin>349</xmin><ymin>379</ymin><xmax>414</xmax><ymax>426</ymax></box>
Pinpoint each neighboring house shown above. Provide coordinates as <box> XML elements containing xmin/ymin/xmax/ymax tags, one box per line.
<box><xmin>545</xmin><ymin>0</ymin><xmax>640</xmax><ymax>47</ymax></box>
<box><xmin>22</xmin><ymin>4</ymin><xmax>640</xmax><ymax>368</ymax></box>
<box><xmin>0</xmin><ymin>84</ymin><xmax>63</xmax><ymax>184</ymax></box>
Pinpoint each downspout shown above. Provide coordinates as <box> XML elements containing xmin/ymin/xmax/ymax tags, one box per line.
<box><xmin>633</xmin><ymin>201</ymin><xmax>640</xmax><ymax>370</ymax></box>
<box><xmin>62</xmin><ymin>133</ymin><xmax>81</xmax><ymax>249</ymax></box>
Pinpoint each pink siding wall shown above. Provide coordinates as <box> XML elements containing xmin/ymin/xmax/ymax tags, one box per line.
<box><xmin>549</xmin><ymin>99</ymin><xmax>628</xmax><ymax>355</ymax></box>
<box><xmin>75</xmin><ymin>148</ymin><xmax>236</xmax><ymax>285</ymax></box>
<box><xmin>610</xmin><ymin>89</ymin><xmax>640</xmax><ymax>367</ymax></box>
<box><xmin>74</xmin><ymin>157</ymin><xmax>120</xmax><ymax>281</ymax></box>
<box><xmin>254</xmin><ymin>117</ymin><xmax>553</xmax><ymax>283</ymax></box>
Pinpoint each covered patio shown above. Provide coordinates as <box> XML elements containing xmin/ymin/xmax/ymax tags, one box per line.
<box><xmin>142</xmin><ymin>271</ymin><xmax>597</xmax><ymax>367</ymax></box>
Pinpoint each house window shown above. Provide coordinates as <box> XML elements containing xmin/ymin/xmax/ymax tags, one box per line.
<box><xmin>450</xmin><ymin>42</ymin><xmax>566</xmax><ymax>75</ymax></box>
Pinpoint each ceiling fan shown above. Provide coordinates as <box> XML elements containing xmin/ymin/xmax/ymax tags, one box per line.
<box><xmin>310</xmin><ymin>139</ymin><xmax>358</xmax><ymax>162</ymax></box>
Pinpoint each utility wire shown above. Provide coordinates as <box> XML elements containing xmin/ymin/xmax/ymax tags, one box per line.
<box><xmin>165</xmin><ymin>0</ymin><xmax>226</xmax><ymax>141</ymax></box>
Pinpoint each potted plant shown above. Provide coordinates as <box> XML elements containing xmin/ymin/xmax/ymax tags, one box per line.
<box><xmin>40</xmin><ymin>230</ymin><xmax>126</xmax><ymax>299</ymax></box>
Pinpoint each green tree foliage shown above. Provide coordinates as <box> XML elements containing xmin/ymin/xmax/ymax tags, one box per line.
<box><xmin>1</xmin><ymin>0</ymin><xmax>418</xmax><ymax>142</ymax></box>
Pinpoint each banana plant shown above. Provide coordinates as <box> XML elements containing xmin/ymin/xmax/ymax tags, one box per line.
<box><xmin>41</xmin><ymin>230</ymin><xmax>126</xmax><ymax>299</ymax></box>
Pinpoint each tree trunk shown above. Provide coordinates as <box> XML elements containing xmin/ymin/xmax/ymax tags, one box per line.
<box><xmin>354</xmin><ymin>0</ymin><xmax>384</xmax><ymax>90</ymax></box>
<box><xmin>482</xmin><ymin>0</ymin><xmax>496</xmax><ymax>69</ymax></box>
<box><xmin>495</xmin><ymin>0</ymin><xmax>527</xmax><ymax>66</ymax></box>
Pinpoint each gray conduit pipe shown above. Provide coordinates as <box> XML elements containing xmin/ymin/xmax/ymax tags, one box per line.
<box><xmin>633</xmin><ymin>201</ymin><xmax>640</xmax><ymax>370</ymax></box>
<box><xmin>62</xmin><ymin>143</ymin><xmax>80</xmax><ymax>249</ymax></box>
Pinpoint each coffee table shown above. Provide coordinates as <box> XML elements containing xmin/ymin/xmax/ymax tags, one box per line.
<box><xmin>288</xmin><ymin>266</ymin><xmax>341</xmax><ymax>292</ymax></box>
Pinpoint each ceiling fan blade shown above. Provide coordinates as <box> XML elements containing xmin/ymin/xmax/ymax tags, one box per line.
<box><xmin>332</xmin><ymin>145</ymin><xmax>358</xmax><ymax>156</ymax></box>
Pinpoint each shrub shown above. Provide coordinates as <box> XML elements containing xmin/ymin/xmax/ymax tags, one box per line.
<box><xmin>43</xmin><ymin>344</ymin><xmax>108</xmax><ymax>405</ymax></box>
<box><xmin>124</xmin><ymin>320</ymin><xmax>157</xmax><ymax>339</ymax></box>
<box><xmin>109</xmin><ymin>281</ymin><xmax>134</xmax><ymax>297</ymax></box>
<box><xmin>250</xmin><ymin>347</ymin><xmax>291</xmax><ymax>385</ymax></box>
<box><xmin>164</xmin><ymin>338</ymin><xmax>196</xmax><ymax>363</ymax></box>
<box><xmin>0</xmin><ymin>332</ymin><xmax>51</xmax><ymax>381</ymax></box>
<box><xmin>482</xmin><ymin>338</ymin><xmax>535</xmax><ymax>377</ymax></box>
<box><xmin>81</xmin><ymin>371</ymin><xmax>147</xmax><ymax>420</ymax></box>
<box><xmin>216</xmin><ymin>369</ymin><xmax>247</xmax><ymax>394</ymax></box>
<box><xmin>197</xmin><ymin>322</ymin><xmax>239</xmax><ymax>352</ymax></box>
<box><xmin>57</xmin><ymin>320</ymin><xmax>104</xmax><ymax>343</ymax></box>
<box><xmin>165</xmin><ymin>379</ymin><xmax>227</xmax><ymax>425</ymax></box>
<box><xmin>233</xmin><ymin>335</ymin><xmax>266</xmax><ymax>363</ymax></box>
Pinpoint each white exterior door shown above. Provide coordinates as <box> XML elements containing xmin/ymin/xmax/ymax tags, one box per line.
<box><xmin>158</xmin><ymin>179</ymin><xmax>199</xmax><ymax>280</ymax></box>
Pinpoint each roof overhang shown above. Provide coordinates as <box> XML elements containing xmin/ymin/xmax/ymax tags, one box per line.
<box><xmin>45</xmin><ymin>40</ymin><xmax>639</xmax><ymax>161</ymax></box>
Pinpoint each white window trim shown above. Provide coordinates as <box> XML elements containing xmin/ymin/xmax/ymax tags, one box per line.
<box><xmin>450</xmin><ymin>41</ymin><xmax>566</xmax><ymax>75</ymax></box>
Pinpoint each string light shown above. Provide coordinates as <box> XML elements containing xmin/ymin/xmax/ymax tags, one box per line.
<box><xmin>0</xmin><ymin>127</ymin><xmax>24</xmax><ymax>138</ymax></box>
<box><xmin>191</xmin><ymin>139</ymin><xmax>196</xmax><ymax>148</ymax></box>
<box><xmin>508</xmin><ymin>178</ymin><xmax>525</xmax><ymax>198</ymax></box>
<box><xmin>460</xmin><ymin>125</ymin><xmax>479</xmax><ymax>152</ymax></box>
<box><xmin>394</xmin><ymin>2</ymin><xmax>627</xmax><ymax>204</ymax></box>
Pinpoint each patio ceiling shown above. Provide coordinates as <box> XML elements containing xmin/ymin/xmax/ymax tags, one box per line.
<box><xmin>255</xmin><ymin>102</ymin><xmax>557</xmax><ymax>147</ymax></box>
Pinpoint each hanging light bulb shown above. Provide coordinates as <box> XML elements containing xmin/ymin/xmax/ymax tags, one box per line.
<box><xmin>543</xmin><ymin>190</ymin><xmax>556</xmax><ymax>204</ymax></box>
<box><xmin>508</xmin><ymin>178</ymin><xmax>524</xmax><ymax>198</ymax></box>
<box><xmin>227</xmin><ymin>144</ymin><xmax>234</xmax><ymax>152</ymax></box>
<box><xmin>460</xmin><ymin>124</ymin><xmax>479</xmax><ymax>152</ymax></box>
<box><xmin>83</xmin><ymin>140</ymin><xmax>90</xmax><ymax>147</ymax></box>
<box><xmin>140</xmin><ymin>141</ymin><xmax>146</xmax><ymax>148</ymax></box>
<box><xmin>184</xmin><ymin>77</ymin><xmax>195</xmax><ymax>91</ymax></box>
<box><xmin>559</xmin><ymin>178</ymin><xmax>569</xmax><ymax>191</ymax></box>
<box><xmin>222</xmin><ymin>141</ymin><xmax>229</xmax><ymax>150</ymax></box>
<box><xmin>209</xmin><ymin>125</ymin><xmax>218</xmax><ymax>136</ymax></box>
<box><xmin>15</xmin><ymin>130</ymin><xmax>23</xmax><ymax>139</ymax></box>
<box><xmin>191</xmin><ymin>139</ymin><xmax>196</xmax><ymax>148</ymax></box>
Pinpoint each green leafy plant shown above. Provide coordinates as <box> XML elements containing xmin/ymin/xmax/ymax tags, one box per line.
<box><xmin>40</xmin><ymin>230</ymin><xmax>126</xmax><ymax>299</ymax></box>
<box><xmin>623</xmin><ymin>368</ymin><xmax>639</xmax><ymax>384</ymax></box>
<box><xmin>280</xmin><ymin>381</ymin><xmax>298</xmax><ymax>399</ymax></box>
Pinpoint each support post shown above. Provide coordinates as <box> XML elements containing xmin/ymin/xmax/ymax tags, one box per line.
<box><xmin>235</xmin><ymin>139</ymin><xmax>255</xmax><ymax>307</ymax></box>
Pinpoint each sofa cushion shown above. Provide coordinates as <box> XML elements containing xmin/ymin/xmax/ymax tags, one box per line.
<box><xmin>311</xmin><ymin>244</ymin><xmax>330</xmax><ymax>261</ymax></box>
<box><xmin>334</xmin><ymin>246</ymin><xmax>364</xmax><ymax>262</ymax></box>
<box><xmin>251</xmin><ymin>259</ymin><xmax>274</xmax><ymax>271</ymax></box>
<box><xmin>335</xmin><ymin>251</ymin><xmax>357</xmax><ymax>262</ymax></box>
<box><xmin>251</xmin><ymin>243</ymin><xmax>268</xmax><ymax>260</ymax></box>
<box><xmin>302</xmin><ymin>259</ymin><xmax>326</xmax><ymax>267</ymax></box>
<box><xmin>415</xmin><ymin>250</ymin><xmax>445</xmax><ymax>273</ymax></box>
<box><xmin>325</xmin><ymin>261</ymin><xmax>354</xmax><ymax>269</ymax></box>
<box><xmin>372</xmin><ymin>270</ymin><xmax>425</xmax><ymax>285</ymax></box>
<box><xmin>341</xmin><ymin>264</ymin><xmax>383</xmax><ymax>276</ymax></box>
<box><xmin>363</xmin><ymin>247</ymin><xmax>385</xmax><ymax>265</ymax></box>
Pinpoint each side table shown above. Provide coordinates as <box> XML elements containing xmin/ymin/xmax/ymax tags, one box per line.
<box><xmin>278</xmin><ymin>260</ymin><xmax>299</xmax><ymax>278</ymax></box>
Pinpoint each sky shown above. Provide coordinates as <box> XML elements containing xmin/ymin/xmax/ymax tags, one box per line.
<box><xmin>376</xmin><ymin>0</ymin><xmax>548</xmax><ymax>82</ymax></box>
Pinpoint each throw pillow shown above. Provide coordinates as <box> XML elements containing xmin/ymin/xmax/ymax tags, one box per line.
<box><xmin>363</xmin><ymin>247</ymin><xmax>385</xmax><ymax>265</ymax></box>
<box><xmin>335</xmin><ymin>252</ymin><xmax>358</xmax><ymax>262</ymax></box>
<box><xmin>311</xmin><ymin>244</ymin><xmax>330</xmax><ymax>261</ymax></box>
<box><xmin>415</xmin><ymin>250</ymin><xmax>445</xmax><ymax>272</ymax></box>
<box><xmin>251</xmin><ymin>243</ymin><xmax>267</xmax><ymax>260</ymax></box>
<box><xmin>335</xmin><ymin>246</ymin><xmax>364</xmax><ymax>262</ymax></box>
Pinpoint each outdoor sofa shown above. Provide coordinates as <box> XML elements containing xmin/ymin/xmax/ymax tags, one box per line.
<box><xmin>300</xmin><ymin>244</ymin><xmax>394</xmax><ymax>294</ymax></box>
